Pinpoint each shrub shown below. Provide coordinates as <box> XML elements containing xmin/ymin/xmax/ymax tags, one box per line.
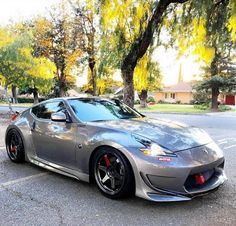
<box><xmin>194</xmin><ymin>104</ymin><xmax>209</xmax><ymax>110</ymax></box>
<box><xmin>147</xmin><ymin>96</ymin><xmax>155</xmax><ymax>103</ymax></box>
<box><xmin>193</xmin><ymin>91</ymin><xmax>211</xmax><ymax>105</ymax></box>
<box><xmin>157</xmin><ymin>100</ymin><xmax>165</xmax><ymax>104</ymax></box>
<box><xmin>219</xmin><ymin>105</ymin><xmax>231</xmax><ymax>111</ymax></box>
<box><xmin>17</xmin><ymin>97</ymin><xmax>47</xmax><ymax>103</ymax></box>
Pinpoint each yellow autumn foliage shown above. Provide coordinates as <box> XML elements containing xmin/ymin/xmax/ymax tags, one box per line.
<box><xmin>27</xmin><ymin>57</ymin><xmax>56</xmax><ymax>80</ymax></box>
<box><xmin>65</xmin><ymin>49</ymin><xmax>82</xmax><ymax>75</ymax></box>
<box><xmin>227</xmin><ymin>15</ymin><xmax>236</xmax><ymax>42</ymax></box>
<box><xmin>134</xmin><ymin>54</ymin><xmax>149</xmax><ymax>92</ymax></box>
<box><xmin>177</xmin><ymin>18</ymin><xmax>215</xmax><ymax>65</ymax></box>
<box><xmin>101</xmin><ymin>0</ymin><xmax>152</xmax><ymax>49</ymax></box>
<box><xmin>0</xmin><ymin>28</ymin><xmax>15</xmax><ymax>47</ymax></box>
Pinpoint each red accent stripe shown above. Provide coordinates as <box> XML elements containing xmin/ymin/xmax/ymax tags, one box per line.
<box><xmin>11</xmin><ymin>112</ymin><xmax>19</xmax><ymax>122</ymax></box>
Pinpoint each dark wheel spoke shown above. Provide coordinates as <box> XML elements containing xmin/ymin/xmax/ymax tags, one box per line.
<box><xmin>114</xmin><ymin>171</ymin><xmax>123</xmax><ymax>180</ymax></box>
<box><xmin>94</xmin><ymin>148</ymin><xmax>134</xmax><ymax>199</ymax></box>
<box><xmin>6</xmin><ymin>130</ymin><xmax>25</xmax><ymax>163</ymax></box>
<box><xmin>110</xmin><ymin>177</ymin><xmax>116</xmax><ymax>189</ymax></box>
<box><xmin>95</xmin><ymin>152</ymin><xmax>126</xmax><ymax>194</ymax></box>
<box><xmin>98</xmin><ymin>165</ymin><xmax>107</xmax><ymax>173</ymax></box>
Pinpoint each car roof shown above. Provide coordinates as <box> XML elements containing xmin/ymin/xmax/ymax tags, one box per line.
<box><xmin>31</xmin><ymin>97</ymin><xmax>113</xmax><ymax>108</ymax></box>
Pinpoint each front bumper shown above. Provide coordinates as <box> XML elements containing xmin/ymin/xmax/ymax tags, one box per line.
<box><xmin>141</xmin><ymin>165</ymin><xmax>226</xmax><ymax>202</ymax></box>
<box><xmin>132</xmin><ymin>143</ymin><xmax>227</xmax><ymax>202</ymax></box>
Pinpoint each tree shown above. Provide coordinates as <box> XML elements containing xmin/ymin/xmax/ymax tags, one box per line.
<box><xmin>195</xmin><ymin>58</ymin><xmax>236</xmax><ymax>107</ymax></box>
<box><xmin>134</xmin><ymin>49</ymin><xmax>162</xmax><ymax>107</ymax></box>
<box><xmin>0</xmin><ymin>26</ymin><xmax>56</xmax><ymax>103</ymax></box>
<box><xmin>69</xmin><ymin>0</ymin><xmax>98</xmax><ymax>96</ymax></box>
<box><xmin>32</xmin><ymin>1</ymin><xmax>83</xmax><ymax>97</ymax></box>
<box><xmin>100</xmin><ymin>0</ymin><xmax>189</xmax><ymax>107</ymax></box>
<box><xmin>166</xmin><ymin>0</ymin><xmax>236</xmax><ymax>110</ymax></box>
<box><xmin>0</xmin><ymin>32</ymin><xmax>33</xmax><ymax>102</ymax></box>
<box><xmin>19</xmin><ymin>57</ymin><xmax>56</xmax><ymax>103</ymax></box>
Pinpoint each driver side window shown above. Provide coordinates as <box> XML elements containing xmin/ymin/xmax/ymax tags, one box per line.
<box><xmin>32</xmin><ymin>101</ymin><xmax>66</xmax><ymax>120</ymax></box>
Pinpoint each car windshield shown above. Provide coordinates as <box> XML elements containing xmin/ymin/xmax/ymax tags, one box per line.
<box><xmin>68</xmin><ymin>99</ymin><xmax>142</xmax><ymax>122</ymax></box>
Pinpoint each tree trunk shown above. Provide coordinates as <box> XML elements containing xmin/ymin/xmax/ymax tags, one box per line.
<box><xmin>211</xmin><ymin>86</ymin><xmax>219</xmax><ymax>111</ymax></box>
<box><xmin>121</xmin><ymin>69</ymin><xmax>134</xmax><ymax>107</ymax></box>
<box><xmin>11</xmin><ymin>85</ymin><xmax>17</xmax><ymax>104</ymax></box>
<box><xmin>59</xmin><ymin>82</ymin><xmax>66</xmax><ymax>97</ymax></box>
<box><xmin>33</xmin><ymin>87</ymin><xmax>39</xmax><ymax>104</ymax></box>
<box><xmin>120</xmin><ymin>0</ymin><xmax>188</xmax><ymax>107</ymax></box>
<box><xmin>57</xmin><ymin>67</ymin><xmax>66</xmax><ymax>97</ymax></box>
<box><xmin>210</xmin><ymin>51</ymin><xmax>219</xmax><ymax>111</ymax></box>
<box><xmin>139</xmin><ymin>90</ymin><xmax>148</xmax><ymax>108</ymax></box>
<box><xmin>89</xmin><ymin>57</ymin><xmax>96</xmax><ymax>96</ymax></box>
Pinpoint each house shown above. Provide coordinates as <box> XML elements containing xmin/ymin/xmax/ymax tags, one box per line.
<box><xmin>154</xmin><ymin>82</ymin><xmax>194</xmax><ymax>104</ymax></box>
<box><xmin>154</xmin><ymin>81</ymin><xmax>236</xmax><ymax>106</ymax></box>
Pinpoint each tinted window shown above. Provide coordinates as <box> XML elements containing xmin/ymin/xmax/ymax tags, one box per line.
<box><xmin>31</xmin><ymin>105</ymin><xmax>39</xmax><ymax>116</ymax></box>
<box><xmin>68</xmin><ymin>99</ymin><xmax>142</xmax><ymax>122</ymax></box>
<box><xmin>32</xmin><ymin>101</ymin><xmax>65</xmax><ymax>119</ymax></box>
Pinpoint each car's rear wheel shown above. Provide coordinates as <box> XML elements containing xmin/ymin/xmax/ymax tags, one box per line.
<box><xmin>6</xmin><ymin>129</ymin><xmax>25</xmax><ymax>163</ymax></box>
<box><xmin>93</xmin><ymin>147</ymin><xmax>134</xmax><ymax>199</ymax></box>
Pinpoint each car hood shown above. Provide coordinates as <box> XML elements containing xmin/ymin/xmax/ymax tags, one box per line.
<box><xmin>90</xmin><ymin>117</ymin><xmax>212</xmax><ymax>152</ymax></box>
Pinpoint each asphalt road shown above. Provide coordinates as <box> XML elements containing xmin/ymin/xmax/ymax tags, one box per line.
<box><xmin>0</xmin><ymin>113</ymin><xmax>236</xmax><ymax>226</ymax></box>
<box><xmin>0</xmin><ymin>106</ymin><xmax>28</xmax><ymax>114</ymax></box>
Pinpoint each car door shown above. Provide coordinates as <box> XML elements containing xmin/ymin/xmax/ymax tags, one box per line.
<box><xmin>31</xmin><ymin>100</ymin><xmax>77</xmax><ymax>169</ymax></box>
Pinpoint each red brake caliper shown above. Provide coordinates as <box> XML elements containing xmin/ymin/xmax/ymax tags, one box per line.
<box><xmin>104</xmin><ymin>154</ymin><xmax>111</xmax><ymax>167</ymax></box>
<box><xmin>10</xmin><ymin>145</ymin><xmax>17</xmax><ymax>153</ymax></box>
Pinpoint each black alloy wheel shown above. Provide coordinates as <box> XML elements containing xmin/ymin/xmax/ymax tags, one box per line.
<box><xmin>6</xmin><ymin>129</ymin><xmax>25</xmax><ymax>163</ymax></box>
<box><xmin>93</xmin><ymin>147</ymin><xmax>134</xmax><ymax>199</ymax></box>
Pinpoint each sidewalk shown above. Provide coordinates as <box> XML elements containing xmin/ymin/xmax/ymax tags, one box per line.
<box><xmin>206</xmin><ymin>111</ymin><xmax>236</xmax><ymax>117</ymax></box>
<box><xmin>144</xmin><ymin>110</ymin><xmax>236</xmax><ymax>117</ymax></box>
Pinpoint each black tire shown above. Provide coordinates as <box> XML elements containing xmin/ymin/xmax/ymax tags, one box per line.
<box><xmin>93</xmin><ymin>147</ymin><xmax>135</xmax><ymax>199</ymax></box>
<box><xmin>6</xmin><ymin>129</ymin><xmax>25</xmax><ymax>163</ymax></box>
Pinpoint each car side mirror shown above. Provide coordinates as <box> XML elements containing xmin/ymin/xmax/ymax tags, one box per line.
<box><xmin>51</xmin><ymin>112</ymin><xmax>67</xmax><ymax>122</ymax></box>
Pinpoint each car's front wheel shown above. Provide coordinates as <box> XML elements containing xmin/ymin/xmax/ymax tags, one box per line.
<box><xmin>6</xmin><ymin>129</ymin><xmax>25</xmax><ymax>163</ymax></box>
<box><xmin>93</xmin><ymin>147</ymin><xmax>134</xmax><ymax>199</ymax></box>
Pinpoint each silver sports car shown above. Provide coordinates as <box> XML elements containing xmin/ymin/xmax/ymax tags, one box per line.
<box><xmin>5</xmin><ymin>97</ymin><xmax>226</xmax><ymax>202</ymax></box>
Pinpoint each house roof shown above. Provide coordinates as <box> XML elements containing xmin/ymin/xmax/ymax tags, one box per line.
<box><xmin>161</xmin><ymin>82</ymin><xmax>193</xmax><ymax>93</ymax></box>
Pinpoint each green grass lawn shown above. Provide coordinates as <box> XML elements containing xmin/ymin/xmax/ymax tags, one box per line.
<box><xmin>136</xmin><ymin>104</ymin><xmax>236</xmax><ymax>113</ymax></box>
<box><xmin>136</xmin><ymin>104</ymin><xmax>210</xmax><ymax>113</ymax></box>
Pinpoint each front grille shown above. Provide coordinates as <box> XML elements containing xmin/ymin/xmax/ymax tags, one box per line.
<box><xmin>184</xmin><ymin>169</ymin><xmax>215</xmax><ymax>191</ymax></box>
<box><xmin>184</xmin><ymin>159</ymin><xmax>225</xmax><ymax>192</ymax></box>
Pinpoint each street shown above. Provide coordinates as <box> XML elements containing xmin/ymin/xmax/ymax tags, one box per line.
<box><xmin>0</xmin><ymin>113</ymin><xmax>236</xmax><ymax>226</ymax></box>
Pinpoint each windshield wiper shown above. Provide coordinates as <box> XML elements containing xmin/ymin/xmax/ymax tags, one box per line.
<box><xmin>120</xmin><ymin>116</ymin><xmax>139</xmax><ymax>119</ymax></box>
<box><xmin>91</xmin><ymin>119</ymin><xmax>108</xmax><ymax>122</ymax></box>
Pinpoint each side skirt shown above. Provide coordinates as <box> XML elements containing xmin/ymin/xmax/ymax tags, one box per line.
<box><xmin>28</xmin><ymin>157</ymin><xmax>90</xmax><ymax>183</ymax></box>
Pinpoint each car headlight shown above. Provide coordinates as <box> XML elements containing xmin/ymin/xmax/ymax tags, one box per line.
<box><xmin>132</xmin><ymin>134</ymin><xmax>176</xmax><ymax>157</ymax></box>
<box><xmin>140</xmin><ymin>143</ymin><xmax>175</xmax><ymax>157</ymax></box>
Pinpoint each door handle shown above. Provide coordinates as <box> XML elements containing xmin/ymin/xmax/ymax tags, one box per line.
<box><xmin>31</xmin><ymin>121</ymin><xmax>36</xmax><ymax>131</ymax></box>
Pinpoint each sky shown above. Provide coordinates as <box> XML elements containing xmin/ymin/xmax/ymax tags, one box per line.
<box><xmin>154</xmin><ymin>47</ymin><xmax>202</xmax><ymax>86</ymax></box>
<box><xmin>0</xmin><ymin>0</ymin><xmax>202</xmax><ymax>87</ymax></box>
<box><xmin>0</xmin><ymin>0</ymin><xmax>60</xmax><ymax>25</ymax></box>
